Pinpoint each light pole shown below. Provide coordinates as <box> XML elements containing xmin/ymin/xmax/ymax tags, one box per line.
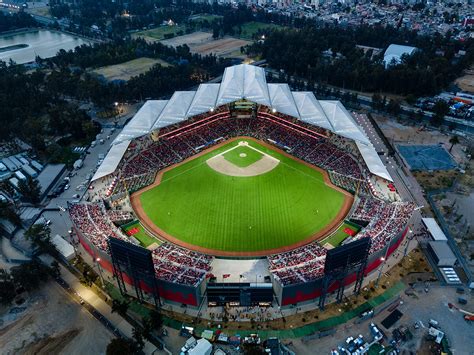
<box><xmin>375</xmin><ymin>256</ymin><xmax>385</xmax><ymax>288</ymax></box>
<box><xmin>95</xmin><ymin>257</ymin><xmax>105</xmax><ymax>288</ymax></box>
<box><xmin>404</xmin><ymin>229</ymin><xmax>414</xmax><ymax>257</ymax></box>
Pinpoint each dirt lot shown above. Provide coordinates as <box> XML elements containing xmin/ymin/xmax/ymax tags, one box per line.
<box><xmin>91</xmin><ymin>57</ymin><xmax>169</xmax><ymax>82</ymax></box>
<box><xmin>455</xmin><ymin>66</ymin><xmax>474</xmax><ymax>93</ymax></box>
<box><xmin>161</xmin><ymin>31</ymin><xmax>250</xmax><ymax>58</ymax></box>
<box><xmin>0</xmin><ymin>281</ymin><xmax>113</xmax><ymax>354</ymax></box>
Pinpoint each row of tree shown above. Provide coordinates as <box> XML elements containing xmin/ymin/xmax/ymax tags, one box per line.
<box><xmin>245</xmin><ymin>25</ymin><xmax>473</xmax><ymax>97</ymax></box>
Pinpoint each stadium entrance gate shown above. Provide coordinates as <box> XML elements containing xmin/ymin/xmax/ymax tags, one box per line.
<box><xmin>207</xmin><ymin>282</ymin><xmax>273</xmax><ymax>307</ymax></box>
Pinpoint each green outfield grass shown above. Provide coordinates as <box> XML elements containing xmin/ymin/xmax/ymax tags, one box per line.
<box><xmin>322</xmin><ymin>222</ymin><xmax>360</xmax><ymax>247</ymax></box>
<box><xmin>138</xmin><ymin>139</ymin><xmax>347</xmax><ymax>253</ymax></box>
<box><xmin>122</xmin><ymin>221</ymin><xmax>159</xmax><ymax>247</ymax></box>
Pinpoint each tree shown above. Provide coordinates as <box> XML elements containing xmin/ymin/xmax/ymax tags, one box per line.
<box><xmin>140</xmin><ymin>309</ymin><xmax>163</xmax><ymax>342</ymax></box>
<box><xmin>0</xmin><ymin>201</ymin><xmax>20</xmax><ymax>231</ymax></box>
<box><xmin>50</xmin><ymin>260</ymin><xmax>61</xmax><ymax>278</ymax></box>
<box><xmin>17</xmin><ymin>176</ymin><xmax>41</xmax><ymax>205</ymax></box>
<box><xmin>432</xmin><ymin>100</ymin><xmax>449</xmax><ymax>126</ymax></box>
<box><xmin>132</xmin><ymin>327</ymin><xmax>145</xmax><ymax>352</ymax></box>
<box><xmin>387</xmin><ymin>99</ymin><xmax>401</xmax><ymax>116</ymax></box>
<box><xmin>147</xmin><ymin>310</ymin><xmax>163</xmax><ymax>330</ymax></box>
<box><xmin>448</xmin><ymin>135</ymin><xmax>460</xmax><ymax>153</ymax></box>
<box><xmin>106</xmin><ymin>338</ymin><xmax>135</xmax><ymax>355</ymax></box>
<box><xmin>25</xmin><ymin>223</ymin><xmax>57</xmax><ymax>256</ymax></box>
<box><xmin>10</xmin><ymin>260</ymin><xmax>50</xmax><ymax>291</ymax></box>
<box><xmin>111</xmin><ymin>299</ymin><xmax>130</xmax><ymax>316</ymax></box>
<box><xmin>0</xmin><ymin>270</ymin><xmax>16</xmax><ymax>305</ymax></box>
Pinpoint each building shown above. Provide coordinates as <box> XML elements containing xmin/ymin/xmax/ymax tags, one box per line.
<box><xmin>383</xmin><ymin>44</ymin><xmax>417</xmax><ymax>68</ymax></box>
<box><xmin>427</xmin><ymin>241</ymin><xmax>457</xmax><ymax>267</ymax></box>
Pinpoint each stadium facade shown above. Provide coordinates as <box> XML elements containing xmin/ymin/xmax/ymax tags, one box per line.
<box><xmin>69</xmin><ymin>64</ymin><xmax>414</xmax><ymax>308</ymax></box>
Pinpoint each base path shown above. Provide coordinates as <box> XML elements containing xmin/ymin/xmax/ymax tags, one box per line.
<box><xmin>130</xmin><ymin>137</ymin><xmax>353</xmax><ymax>257</ymax></box>
<box><xmin>206</xmin><ymin>141</ymin><xmax>280</xmax><ymax>177</ymax></box>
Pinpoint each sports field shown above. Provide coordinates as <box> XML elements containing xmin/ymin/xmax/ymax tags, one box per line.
<box><xmin>91</xmin><ymin>58</ymin><xmax>170</xmax><ymax>82</ymax></box>
<box><xmin>321</xmin><ymin>222</ymin><xmax>360</xmax><ymax>248</ymax></box>
<box><xmin>133</xmin><ymin>138</ymin><xmax>351</xmax><ymax>256</ymax></box>
<box><xmin>122</xmin><ymin>221</ymin><xmax>159</xmax><ymax>248</ymax></box>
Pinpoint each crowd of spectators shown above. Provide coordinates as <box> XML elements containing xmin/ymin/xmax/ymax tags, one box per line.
<box><xmin>69</xmin><ymin>202</ymin><xmax>129</xmax><ymax>252</ymax></box>
<box><xmin>267</xmin><ymin>198</ymin><xmax>414</xmax><ymax>286</ymax></box>
<box><xmin>108</xmin><ymin>110</ymin><xmax>366</xmax><ymax>199</ymax></box>
<box><xmin>152</xmin><ymin>243</ymin><xmax>213</xmax><ymax>287</ymax></box>
<box><xmin>69</xmin><ymin>201</ymin><xmax>214</xmax><ymax>287</ymax></box>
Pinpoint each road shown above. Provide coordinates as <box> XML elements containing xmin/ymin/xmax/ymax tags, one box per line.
<box><xmin>54</xmin><ymin>261</ymin><xmax>157</xmax><ymax>354</ymax></box>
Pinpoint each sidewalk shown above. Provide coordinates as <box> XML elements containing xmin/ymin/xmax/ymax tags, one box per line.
<box><xmin>57</xmin><ymin>262</ymin><xmax>157</xmax><ymax>354</ymax></box>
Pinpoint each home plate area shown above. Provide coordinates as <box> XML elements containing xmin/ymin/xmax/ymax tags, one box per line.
<box><xmin>206</xmin><ymin>141</ymin><xmax>280</xmax><ymax>177</ymax></box>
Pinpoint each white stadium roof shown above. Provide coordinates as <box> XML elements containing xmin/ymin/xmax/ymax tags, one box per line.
<box><xmin>355</xmin><ymin>141</ymin><xmax>393</xmax><ymax>182</ymax></box>
<box><xmin>114</xmin><ymin>100</ymin><xmax>168</xmax><ymax>143</ymax></box>
<box><xmin>101</xmin><ymin>64</ymin><xmax>392</xmax><ymax>181</ymax></box>
<box><xmin>92</xmin><ymin>140</ymin><xmax>131</xmax><ymax>181</ymax></box>
<box><xmin>113</xmin><ymin>64</ymin><xmax>369</xmax><ymax>146</ymax></box>
<box><xmin>268</xmin><ymin>83</ymin><xmax>300</xmax><ymax>119</ymax></box>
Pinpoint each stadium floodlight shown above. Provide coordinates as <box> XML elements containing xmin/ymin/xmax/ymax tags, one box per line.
<box><xmin>272</xmin><ymin>108</ymin><xmax>277</xmax><ymax>113</ymax></box>
<box><xmin>210</xmin><ymin>107</ymin><xmax>214</xmax><ymax>112</ymax></box>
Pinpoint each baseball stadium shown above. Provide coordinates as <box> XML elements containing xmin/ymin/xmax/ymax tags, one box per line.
<box><xmin>69</xmin><ymin>64</ymin><xmax>414</xmax><ymax>309</ymax></box>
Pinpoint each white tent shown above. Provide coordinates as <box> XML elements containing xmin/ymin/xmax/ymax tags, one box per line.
<box><xmin>422</xmin><ymin>218</ymin><xmax>448</xmax><ymax>241</ymax></box>
<box><xmin>355</xmin><ymin>141</ymin><xmax>393</xmax><ymax>181</ymax></box>
<box><xmin>187</xmin><ymin>338</ymin><xmax>212</xmax><ymax>355</ymax></box>
<box><xmin>92</xmin><ymin>140</ymin><xmax>131</xmax><ymax>182</ymax></box>
<box><xmin>51</xmin><ymin>234</ymin><xmax>75</xmax><ymax>260</ymax></box>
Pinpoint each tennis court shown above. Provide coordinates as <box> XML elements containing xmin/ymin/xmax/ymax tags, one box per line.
<box><xmin>397</xmin><ymin>145</ymin><xmax>457</xmax><ymax>171</ymax></box>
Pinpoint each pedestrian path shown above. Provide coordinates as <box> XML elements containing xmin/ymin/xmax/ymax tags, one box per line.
<box><xmin>158</xmin><ymin>281</ymin><xmax>405</xmax><ymax>340</ymax></box>
<box><xmin>57</xmin><ymin>263</ymin><xmax>157</xmax><ymax>354</ymax></box>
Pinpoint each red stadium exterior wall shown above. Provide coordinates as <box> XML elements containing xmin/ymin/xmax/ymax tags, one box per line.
<box><xmin>273</xmin><ymin>227</ymin><xmax>408</xmax><ymax>306</ymax></box>
<box><xmin>74</xmin><ymin>226</ymin><xmax>202</xmax><ymax>306</ymax></box>
<box><xmin>74</xmin><ymin>224</ymin><xmax>408</xmax><ymax>309</ymax></box>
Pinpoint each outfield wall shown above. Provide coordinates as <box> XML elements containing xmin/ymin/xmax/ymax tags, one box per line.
<box><xmin>73</xmin><ymin>226</ymin><xmax>203</xmax><ymax>307</ymax></box>
<box><xmin>273</xmin><ymin>227</ymin><xmax>408</xmax><ymax>306</ymax></box>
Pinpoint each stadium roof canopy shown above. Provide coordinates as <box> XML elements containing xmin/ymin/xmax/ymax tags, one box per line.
<box><xmin>355</xmin><ymin>141</ymin><xmax>393</xmax><ymax>182</ymax></box>
<box><xmin>92</xmin><ymin>140</ymin><xmax>130</xmax><ymax>181</ymax></box>
<box><xmin>114</xmin><ymin>100</ymin><xmax>168</xmax><ymax>143</ymax></box>
<box><xmin>113</xmin><ymin>64</ymin><xmax>369</xmax><ymax>146</ymax></box>
<box><xmin>100</xmin><ymin>64</ymin><xmax>397</xmax><ymax>181</ymax></box>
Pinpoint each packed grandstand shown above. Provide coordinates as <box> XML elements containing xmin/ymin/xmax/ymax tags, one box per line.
<box><xmin>68</xmin><ymin>64</ymin><xmax>414</xmax><ymax>306</ymax></box>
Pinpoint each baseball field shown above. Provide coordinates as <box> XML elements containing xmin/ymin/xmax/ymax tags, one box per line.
<box><xmin>132</xmin><ymin>138</ymin><xmax>352</xmax><ymax>256</ymax></box>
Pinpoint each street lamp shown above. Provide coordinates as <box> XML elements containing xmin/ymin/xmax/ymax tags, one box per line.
<box><xmin>404</xmin><ymin>229</ymin><xmax>414</xmax><ymax>257</ymax></box>
<box><xmin>375</xmin><ymin>256</ymin><xmax>385</xmax><ymax>287</ymax></box>
<box><xmin>95</xmin><ymin>257</ymin><xmax>105</xmax><ymax>288</ymax></box>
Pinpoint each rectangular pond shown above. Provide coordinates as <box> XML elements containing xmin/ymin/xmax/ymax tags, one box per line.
<box><xmin>0</xmin><ymin>29</ymin><xmax>93</xmax><ymax>64</ymax></box>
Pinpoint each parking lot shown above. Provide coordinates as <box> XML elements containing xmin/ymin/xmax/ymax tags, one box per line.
<box><xmin>43</xmin><ymin>127</ymin><xmax>120</xmax><ymax>237</ymax></box>
<box><xmin>288</xmin><ymin>284</ymin><xmax>473</xmax><ymax>354</ymax></box>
